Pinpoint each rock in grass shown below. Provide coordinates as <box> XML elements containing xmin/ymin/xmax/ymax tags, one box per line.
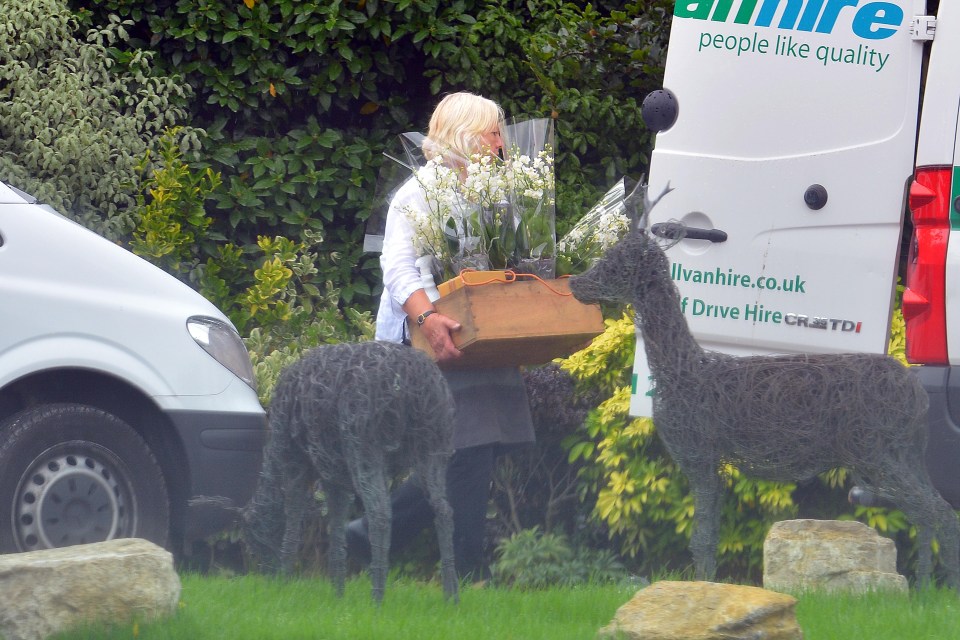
<box><xmin>598</xmin><ymin>580</ymin><xmax>802</xmax><ymax>640</ymax></box>
<box><xmin>764</xmin><ymin>519</ymin><xmax>908</xmax><ymax>594</ymax></box>
<box><xmin>0</xmin><ymin>538</ymin><xmax>180</xmax><ymax>640</ymax></box>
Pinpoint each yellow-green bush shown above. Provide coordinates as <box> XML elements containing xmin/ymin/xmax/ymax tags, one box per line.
<box><xmin>129</xmin><ymin>129</ymin><xmax>373</xmax><ymax>406</ymax></box>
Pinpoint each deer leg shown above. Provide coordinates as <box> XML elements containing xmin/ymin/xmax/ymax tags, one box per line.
<box><xmin>349</xmin><ymin>455</ymin><xmax>391</xmax><ymax>604</ymax></box>
<box><xmin>324</xmin><ymin>483</ymin><xmax>352</xmax><ymax>597</ymax></box>
<box><xmin>917</xmin><ymin>523</ymin><xmax>935</xmax><ymax>589</ymax></box>
<box><xmin>874</xmin><ymin>459</ymin><xmax>960</xmax><ymax>589</ymax></box>
<box><xmin>934</xmin><ymin>500</ymin><xmax>960</xmax><ymax>591</ymax></box>
<box><xmin>241</xmin><ymin>458</ymin><xmax>287</xmax><ymax>574</ymax></box>
<box><xmin>279</xmin><ymin>464</ymin><xmax>311</xmax><ymax>575</ymax></box>
<box><xmin>907</xmin><ymin>447</ymin><xmax>960</xmax><ymax>590</ymax></box>
<box><xmin>688</xmin><ymin>467</ymin><xmax>723</xmax><ymax>580</ymax></box>
<box><xmin>421</xmin><ymin>451</ymin><xmax>459</xmax><ymax>603</ymax></box>
<box><xmin>908</xmin><ymin>488</ymin><xmax>960</xmax><ymax>590</ymax></box>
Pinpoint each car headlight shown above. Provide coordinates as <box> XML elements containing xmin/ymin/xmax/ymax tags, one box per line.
<box><xmin>187</xmin><ymin>316</ymin><xmax>257</xmax><ymax>391</ymax></box>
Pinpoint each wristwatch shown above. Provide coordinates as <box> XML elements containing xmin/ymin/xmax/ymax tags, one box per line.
<box><xmin>416</xmin><ymin>310</ymin><xmax>436</xmax><ymax>326</ymax></box>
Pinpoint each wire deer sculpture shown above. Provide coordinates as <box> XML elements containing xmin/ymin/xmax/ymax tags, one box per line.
<box><xmin>241</xmin><ymin>341</ymin><xmax>459</xmax><ymax>604</ymax></box>
<box><xmin>569</xmin><ymin>188</ymin><xmax>960</xmax><ymax>589</ymax></box>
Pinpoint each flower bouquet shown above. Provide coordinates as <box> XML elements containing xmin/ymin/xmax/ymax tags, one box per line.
<box><xmin>499</xmin><ymin>117</ymin><xmax>556</xmax><ymax>278</ymax></box>
<box><xmin>556</xmin><ymin>176</ymin><xmax>645</xmax><ymax>277</ymax></box>
<box><xmin>370</xmin><ymin>118</ymin><xmax>556</xmax><ymax>284</ymax></box>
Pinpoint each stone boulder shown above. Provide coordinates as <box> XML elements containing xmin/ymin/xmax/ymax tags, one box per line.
<box><xmin>0</xmin><ymin>538</ymin><xmax>180</xmax><ymax>640</ymax></box>
<box><xmin>598</xmin><ymin>580</ymin><xmax>802</xmax><ymax>640</ymax></box>
<box><xmin>763</xmin><ymin>519</ymin><xmax>907</xmax><ymax>594</ymax></box>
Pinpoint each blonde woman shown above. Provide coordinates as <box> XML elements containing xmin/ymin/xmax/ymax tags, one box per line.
<box><xmin>375</xmin><ymin>91</ymin><xmax>504</xmax><ymax>354</ymax></box>
<box><xmin>354</xmin><ymin>92</ymin><xmax>534</xmax><ymax>581</ymax></box>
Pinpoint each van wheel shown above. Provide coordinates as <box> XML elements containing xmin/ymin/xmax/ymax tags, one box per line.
<box><xmin>0</xmin><ymin>404</ymin><xmax>170</xmax><ymax>553</ymax></box>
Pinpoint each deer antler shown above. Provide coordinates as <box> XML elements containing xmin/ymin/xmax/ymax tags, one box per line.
<box><xmin>624</xmin><ymin>178</ymin><xmax>674</xmax><ymax>230</ymax></box>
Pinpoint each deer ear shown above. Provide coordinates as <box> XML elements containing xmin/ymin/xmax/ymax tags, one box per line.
<box><xmin>624</xmin><ymin>179</ymin><xmax>673</xmax><ymax>232</ymax></box>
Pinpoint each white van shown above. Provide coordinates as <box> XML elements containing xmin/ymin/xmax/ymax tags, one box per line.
<box><xmin>0</xmin><ymin>181</ymin><xmax>266</xmax><ymax>556</ymax></box>
<box><xmin>637</xmin><ymin>1</ymin><xmax>958</xmax><ymax>502</ymax></box>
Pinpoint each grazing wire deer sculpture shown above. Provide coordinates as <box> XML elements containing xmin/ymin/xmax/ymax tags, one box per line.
<box><xmin>241</xmin><ymin>341</ymin><xmax>459</xmax><ymax>604</ymax></box>
<box><xmin>569</xmin><ymin>187</ymin><xmax>960</xmax><ymax>588</ymax></box>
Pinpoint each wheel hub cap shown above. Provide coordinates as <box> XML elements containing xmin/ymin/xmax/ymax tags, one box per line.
<box><xmin>15</xmin><ymin>451</ymin><xmax>124</xmax><ymax>550</ymax></box>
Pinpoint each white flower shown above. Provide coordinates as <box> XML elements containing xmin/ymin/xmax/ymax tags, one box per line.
<box><xmin>505</xmin><ymin>148</ymin><xmax>555</xmax><ymax>206</ymax></box>
<box><xmin>462</xmin><ymin>154</ymin><xmax>507</xmax><ymax>208</ymax></box>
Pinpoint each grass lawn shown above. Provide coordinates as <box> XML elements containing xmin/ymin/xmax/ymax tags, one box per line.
<box><xmin>51</xmin><ymin>574</ymin><xmax>960</xmax><ymax>639</ymax></box>
<box><xmin>794</xmin><ymin>587</ymin><xmax>960</xmax><ymax>639</ymax></box>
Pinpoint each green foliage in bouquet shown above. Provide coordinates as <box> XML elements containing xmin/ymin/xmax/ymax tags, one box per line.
<box><xmin>504</xmin><ymin>142</ymin><xmax>557</xmax><ymax>267</ymax></box>
<box><xmin>480</xmin><ymin>206</ymin><xmax>519</xmax><ymax>272</ymax></box>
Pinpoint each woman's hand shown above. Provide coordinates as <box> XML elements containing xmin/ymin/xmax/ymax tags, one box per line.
<box><xmin>403</xmin><ymin>289</ymin><xmax>462</xmax><ymax>363</ymax></box>
<box><xmin>422</xmin><ymin>313</ymin><xmax>462</xmax><ymax>364</ymax></box>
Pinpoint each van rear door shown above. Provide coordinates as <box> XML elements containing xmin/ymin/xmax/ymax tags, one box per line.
<box><xmin>903</xmin><ymin>1</ymin><xmax>959</xmax><ymax>364</ymax></box>
<box><xmin>900</xmin><ymin>1</ymin><xmax>960</xmax><ymax>505</ymax></box>
<box><xmin>633</xmin><ymin>0</ymin><xmax>928</xmax><ymax>415</ymax></box>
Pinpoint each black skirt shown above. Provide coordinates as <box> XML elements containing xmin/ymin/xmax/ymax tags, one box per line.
<box><xmin>443</xmin><ymin>367</ymin><xmax>535</xmax><ymax>450</ymax></box>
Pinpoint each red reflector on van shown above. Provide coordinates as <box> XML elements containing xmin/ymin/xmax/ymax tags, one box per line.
<box><xmin>900</xmin><ymin>288</ymin><xmax>929</xmax><ymax>321</ymax></box>
<box><xmin>908</xmin><ymin>180</ymin><xmax>937</xmax><ymax>213</ymax></box>
<box><xmin>904</xmin><ymin>166</ymin><xmax>951</xmax><ymax>365</ymax></box>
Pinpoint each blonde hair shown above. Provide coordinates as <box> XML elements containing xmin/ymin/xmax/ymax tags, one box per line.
<box><xmin>423</xmin><ymin>92</ymin><xmax>504</xmax><ymax>162</ymax></box>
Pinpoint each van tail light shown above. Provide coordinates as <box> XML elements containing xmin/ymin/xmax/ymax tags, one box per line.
<box><xmin>903</xmin><ymin>166</ymin><xmax>952</xmax><ymax>364</ymax></box>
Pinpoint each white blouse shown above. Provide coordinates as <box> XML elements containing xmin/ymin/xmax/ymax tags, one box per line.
<box><xmin>375</xmin><ymin>177</ymin><xmax>428</xmax><ymax>343</ymax></box>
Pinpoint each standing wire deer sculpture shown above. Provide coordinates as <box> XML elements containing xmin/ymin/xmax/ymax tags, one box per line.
<box><xmin>240</xmin><ymin>341</ymin><xmax>459</xmax><ymax>604</ymax></box>
<box><xmin>569</xmin><ymin>186</ymin><xmax>960</xmax><ymax>588</ymax></box>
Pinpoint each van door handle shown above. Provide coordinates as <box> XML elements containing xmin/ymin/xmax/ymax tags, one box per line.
<box><xmin>650</xmin><ymin>223</ymin><xmax>728</xmax><ymax>243</ymax></box>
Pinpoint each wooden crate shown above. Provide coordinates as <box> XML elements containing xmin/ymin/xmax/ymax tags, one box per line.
<box><xmin>436</xmin><ymin>269</ymin><xmax>510</xmax><ymax>297</ymax></box>
<box><xmin>409</xmin><ymin>277</ymin><xmax>604</xmax><ymax>369</ymax></box>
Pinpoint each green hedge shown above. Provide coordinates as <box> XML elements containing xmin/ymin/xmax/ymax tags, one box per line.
<box><xmin>1</xmin><ymin>0</ymin><xmax>195</xmax><ymax>240</ymax></box>
<box><xmin>71</xmin><ymin>0</ymin><xmax>672</xmax><ymax>312</ymax></box>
